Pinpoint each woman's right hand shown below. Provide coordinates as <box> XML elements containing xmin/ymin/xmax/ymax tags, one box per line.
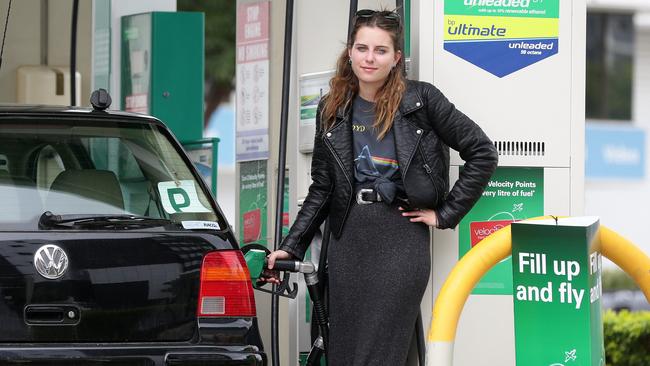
<box><xmin>258</xmin><ymin>250</ymin><xmax>292</xmax><ymax>285</ymax></box>
<box><xmin>266</xmin><ymin>249</ymin><xmax>292</xmax><ymax>269</ymax></box>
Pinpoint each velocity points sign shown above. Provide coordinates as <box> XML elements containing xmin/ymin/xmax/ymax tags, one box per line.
<box><xmin>459</xmin><ymin>167</ymin><xmax>544</xmax><ymax>295</ymax></box>
<box><xmin>511</xmin><ymin>218</ymin><xmax>605</xmax><ymax>366</ymax></box>
<box><xmin>444</xmin><ymin>0</ymin><xmax>560</xmax><ymax>77</ymax></box>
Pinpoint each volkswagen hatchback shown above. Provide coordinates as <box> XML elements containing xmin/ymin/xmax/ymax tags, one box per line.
<box><xmin>0</xmin><ymin>100</ymin><xmax>265</xmax><ymax>365</ymax></box>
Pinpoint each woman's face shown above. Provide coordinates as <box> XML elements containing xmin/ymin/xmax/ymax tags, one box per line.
<box><xmin>349</xmin><ymin>26</ymin><xmax>401</xmax><ymax>92</ymax></box>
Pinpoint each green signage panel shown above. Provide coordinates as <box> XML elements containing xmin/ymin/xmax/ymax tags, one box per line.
<box><xmin>512</xmin><ymin>217</ymin><xmax>605</xmax><ymax>366</ymax></box>
<box><xmin>445</xmin><ymin>0</ymin><xmax>559</xmax><ymax>18</ymax></box>
<box><xmin>121</xmin><ymin>12</ymin><xmax>204</xmax><ymax>143</ymax></box>
<box><xmin>240</xmin><ymin>160</ymin><xmax>268</xmax><ymax>246</ymax></box>
<box><xmin>459</xmin><ymin>167</ymin><xmax>544</xmax><ymax>294</ymax></box>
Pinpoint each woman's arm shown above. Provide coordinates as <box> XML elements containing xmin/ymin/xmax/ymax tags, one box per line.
<box><xmin>422</xmin><ymin>82</ymin><xmax>498</xmax><ymax>229</ymax></box>
<box><xmin>277</xmin><ymin>101</ymin><xmax>334</xmax><ymax>260</ymax></box>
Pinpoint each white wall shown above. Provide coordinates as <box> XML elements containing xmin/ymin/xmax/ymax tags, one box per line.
<box><xmin>48</xmin><ymin>0</ymin><xmax>92</xmax><ymax>106</ymax></box>
<box><xmin>0</xmin><ymin>0</ymin><xmax>43</xmax><ymax>103</ymax></box>
<box><xmin>1</xmin><ymin>0</ymin><xmax>177</xmax><ymax>106</ymax></box>
<box><xmin>0</xmin><ymin>0</ymin><xmax>95</xmax><ymax>106</ymax></box>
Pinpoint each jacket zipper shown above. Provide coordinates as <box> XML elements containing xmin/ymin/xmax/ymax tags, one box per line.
<box><xmin>398</xmin><ymin>132</ymin><xmax>423</xmax><ymax>203</ymax></box>
<box><xmin>401</xmin><ymin>131</ymin><xmax>424</xmax><ymax>190</ymax></box>
<box><xmin>419</xmin><ymin>146</ymin><xmax>440</xmax><ymax>200</ymax></box>
<box><xmin>323</xmin><ymin>135</ymin><xmax>354</xmax><ymax>228</ymax></box>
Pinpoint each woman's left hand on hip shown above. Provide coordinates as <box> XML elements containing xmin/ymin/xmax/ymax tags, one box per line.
<box><xmin>399</xmin><ymin>206</ymin><xmax>438</xmax><ymax>227</ymax></box>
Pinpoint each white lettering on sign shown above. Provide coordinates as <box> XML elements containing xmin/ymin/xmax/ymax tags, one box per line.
<box><xmin>237</xmin><ymin>44</ymin><xmax>269</xmax><ymax>63</ymax></box>
<box><xmin>516</xmin><ymin>282</ymin><xmax>553</xmax><ymax>303</ymax></box>
<box><xmin>246</xmin><ymin>43</ymin><xmax>268</xmax><ymax>60</ymax></box>
<box><xmin>603</xmin><ymin>144</ymin><xmax>640</xmax><ymax>165</ymax></box>
<box><xmin>558</xmin><ymin>282</ymin><xmax>585</xmax><ymax>310</ymax></box>
<box><xmin>519</xmin><ymin>252</ymin><xmax>548</xmax><ymax>275</ymax></box>
<box><xmin>245</xmin><ymin>22</ymin><xmax>261</xmax><ymax>39</ymax></box>
<box><xmin>464</xmin><ymin>0</ymin><xmax>531</xmax><ymax>8</ymax></box>
<box><xmin>516</xmin><ymin>252</ymin><xmax>590</xmax><ymax>310</ymax></box>
<box><xmin>590</xmin><ymin>252</ymin><xmax>603</xmax><ymax>304</ymax></box>
<box><xmin>247</xmin><ymin>6</ymin><xmax>259</xmax><ymax>21</ymax></box>
<box><xmin>509</xmin><ymin>41</ymin><xmax>555</xmax><ymax>50</ymax></box>
<box><xmin>553</xmin><ymin>260</ymin><xmax>580</xmax><ymax>281</ymax></box>
<box><xmin>589</xmin><ymin>252</ymin><xmax>602</xmax><ymax>275</ymax></box>
<box><xmin>485</xmin><ymin>180</ymin><xmax>537</xmax><ymax>199</ymax></box>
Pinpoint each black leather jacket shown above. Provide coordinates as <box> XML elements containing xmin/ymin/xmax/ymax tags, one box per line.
<box><xmin>280</xmin><ymin>80</ymin><xmax>498</xmax><ymax>260</ymax></box>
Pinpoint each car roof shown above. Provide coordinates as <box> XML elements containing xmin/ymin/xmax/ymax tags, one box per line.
<box><xmin>0</xmin><ymin>104</ymin><xmax>165</xmax><ymax>126</ymax></box>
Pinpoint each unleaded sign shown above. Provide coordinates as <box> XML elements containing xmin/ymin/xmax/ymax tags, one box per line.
<box><xmin>444</xmin><ymin>0</ymin><xmax>560</xmax><ymax>77</ymax></box>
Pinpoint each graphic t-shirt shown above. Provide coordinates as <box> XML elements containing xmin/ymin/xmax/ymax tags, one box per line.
<box><xmin>352</xmin><ymin>95</ymin><xmax>402</xmax><ymax>201</ymax></box>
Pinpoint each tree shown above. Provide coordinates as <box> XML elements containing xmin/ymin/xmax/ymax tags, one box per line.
<box><xmin>177</xmin><ymin>0</ymin><xmax>236</xmax><ymax>127</ymax></box>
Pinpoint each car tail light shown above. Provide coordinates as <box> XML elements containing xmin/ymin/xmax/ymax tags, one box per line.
<box><xmin>198</xmin><ymin>250</ymin><xmax>256</xmax><ymax>317</ymax></box>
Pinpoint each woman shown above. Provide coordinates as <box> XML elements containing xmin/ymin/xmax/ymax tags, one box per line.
<box><xmin>267</xmin><ymin>9</ymin><xmax>498</xmax><ymax>365</ymax></box>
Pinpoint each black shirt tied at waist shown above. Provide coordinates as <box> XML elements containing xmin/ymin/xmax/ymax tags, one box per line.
<box><xmin>352</xmin><ymin>95</ymin><xmax>405</xmax><ymax>205</ymax></box>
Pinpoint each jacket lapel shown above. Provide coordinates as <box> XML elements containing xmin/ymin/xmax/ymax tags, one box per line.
<box><xmin>326</xmin><ymin>108</ymin><xmax>354</xmax><ymax>182</ymax></box>
<box><xmin>326</xmin><ymin>83</ymin><xmax>425</xmax><ymax>183</ymax></box>
<box><xmin>394</xmin><ymin>83</ymin><xmax>425</xmax><ymax>178</ymax></box>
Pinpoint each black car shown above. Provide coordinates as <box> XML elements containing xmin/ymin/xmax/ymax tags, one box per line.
<box><xmin>0</xmin><ymin>102</ymin><xmax>266</xmax><ymax>365</ymax></box>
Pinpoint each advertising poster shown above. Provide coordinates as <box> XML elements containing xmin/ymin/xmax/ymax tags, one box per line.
<box><xmin>236</xmin><ymin>1</ymin><xmax>270</xmax><ymax>161</ymax></box>
<box><xmin>458</xmin><ymin>167</ymin><xmax>544</xmax><ymax>295</ymax></box>
<box><xmin>298</xmin><ymin>71</ymin><xmax>334</xmax><ymax>153</ymax></box>
<box><xmin>299</xmin><ymin>72</ymin><xmax>333</xmax><ymax>126</ymax></box>
<box><xmin>444</xmin><ymin>0</ymin><xmax>560</xmax><ymax>77</ymax></box>
<box><xmin>283</xmin><ymin>173</ymin><xmax>290</xmax><ymax>239</ymax></box>
<box><xmin>240</xmin><ymin>160</ymin><xmax>268</xmax><ymax>246</ymax></box>
<box><xmin>511</xmin><ymin>218</ymin><xmax>604</xmax><ymax>365</ymax></box>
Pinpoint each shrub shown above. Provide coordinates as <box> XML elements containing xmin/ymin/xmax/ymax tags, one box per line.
<box><xmin>604</xmin><ymin>310</ymin><xmax>650</xmax><ymax>366</ymax></box>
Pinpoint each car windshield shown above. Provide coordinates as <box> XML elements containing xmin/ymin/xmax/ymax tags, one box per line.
<box><xmin>0</xmin><ymin>117</ymin><xmax>224</xmax><ymax>231</ymax></box>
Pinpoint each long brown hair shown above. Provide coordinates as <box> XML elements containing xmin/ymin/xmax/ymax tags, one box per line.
<box><xmin>321</xmin><ymin>10</ymin><xmax>406</xmax><ymax>140</ymax></box>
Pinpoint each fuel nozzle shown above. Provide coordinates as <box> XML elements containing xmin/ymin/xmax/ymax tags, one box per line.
<box><xmin>241</xmin><ymin>244</ymin><xmax>298</xmax><ymax>299</ymax></box>
<box><xmin>269</xmin><ymin>259</ymin><xmax>315</xmax><ymax>274</ymax></box>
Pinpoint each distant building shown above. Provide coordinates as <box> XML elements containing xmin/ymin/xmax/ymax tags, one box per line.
<box><xmin>585</xmin><ymin>0</ymin><xmax>650</xmax><ymax>264</ymax></box>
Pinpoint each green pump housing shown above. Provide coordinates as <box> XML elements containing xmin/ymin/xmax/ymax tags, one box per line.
<box><xmin>120</xmin><ymin>11</ymin><xmax>204</xmax><ymax>143</ymax></box>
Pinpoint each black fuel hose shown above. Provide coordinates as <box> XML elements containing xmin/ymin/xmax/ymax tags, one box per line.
<box><xmin>271</xmin><ymin>1</ymin><xmax>294</xmax><ymax>365</ymax></box>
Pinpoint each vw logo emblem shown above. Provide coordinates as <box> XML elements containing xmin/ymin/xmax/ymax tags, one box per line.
<box><xmin>34</xmin><ymin>244</ymin><xmax>69</xmax><ymax>279</ymax></box>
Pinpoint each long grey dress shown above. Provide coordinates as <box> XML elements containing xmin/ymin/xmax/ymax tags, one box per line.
<box><xmin>326</xmin><ymin>96</ymin><xmax>431</xmax><ymax>365</ymax></box>
<box><xmin>327</xmin><ymin>200</ymin><xmax>430</xmax><ymax>366</ymax></box>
